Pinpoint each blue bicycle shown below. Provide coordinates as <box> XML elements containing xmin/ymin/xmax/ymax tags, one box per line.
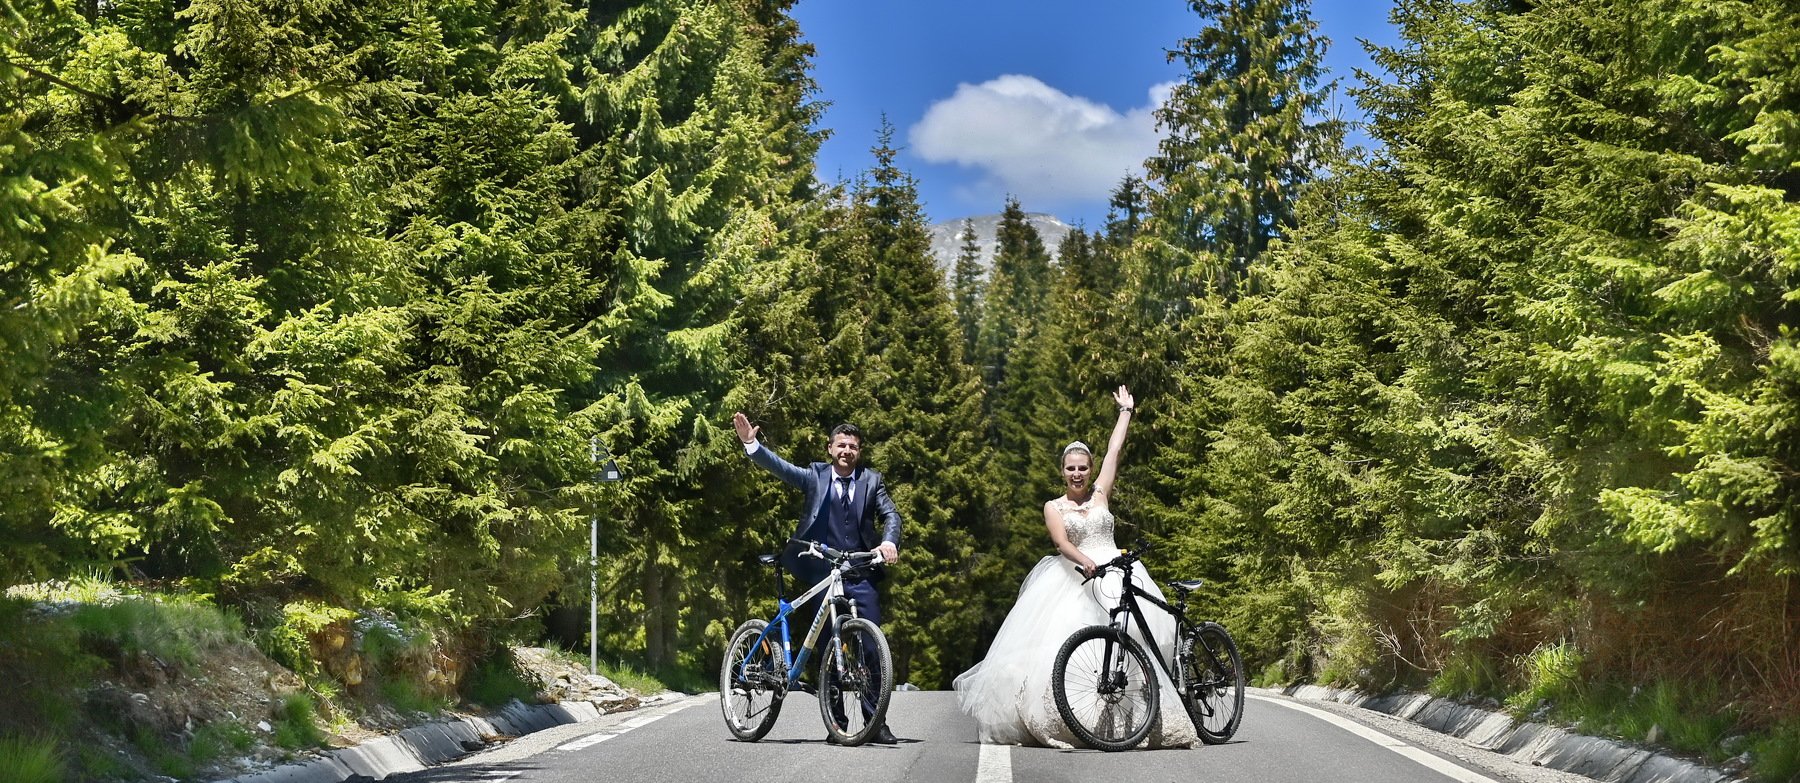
<box><xmin>720</xmin><ymin>539</ymin><xmax>894</xmax><ymax>745</ymax></box>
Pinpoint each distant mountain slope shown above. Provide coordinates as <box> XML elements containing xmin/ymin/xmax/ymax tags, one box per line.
<box><xmin>927</xmin><ymin>212</ymin><xmax>1074</xmax><ymax>273</ymax></box>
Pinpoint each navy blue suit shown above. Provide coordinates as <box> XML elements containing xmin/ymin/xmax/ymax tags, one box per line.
<box><xmin>744</xmin><ymin>441</ymin><xmax>902</xmax><ymax>625</ymax></box>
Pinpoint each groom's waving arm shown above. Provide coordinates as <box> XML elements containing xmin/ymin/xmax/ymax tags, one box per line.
<box><xmin>733</xmin><ymin>411</ymin><xmax>811</xmax><ymax>489</ymax></box>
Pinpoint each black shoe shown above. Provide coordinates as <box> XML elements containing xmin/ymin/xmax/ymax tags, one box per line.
<box><xmin>871</xmin><ymin>725</ymin><xmax>899</xmax><ymax>745</ymax></box>
<box><xmin>796</xmin><ymin>680</ymin><xmax>816</xmax><ymax>695</ymax></box>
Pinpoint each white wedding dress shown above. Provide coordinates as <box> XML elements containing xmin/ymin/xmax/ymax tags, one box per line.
<box><xmin>953</xmin><ymin>496</ymin><xmax>1199</xmax><ymax>748</ymax></box>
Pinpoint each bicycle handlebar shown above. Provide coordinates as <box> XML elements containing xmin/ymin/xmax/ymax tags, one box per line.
<box><xmin>1076</xmin><ymin>539</ymin><xmax>1153</xmax><ymax>583</ymax></box>
<box><xmin>789</xmin><ymin>538</ymin><xmax>884</xmax><ymax>566</ymax></box>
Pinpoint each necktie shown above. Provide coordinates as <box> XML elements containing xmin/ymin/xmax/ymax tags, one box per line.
<box><xmin>837</xmin><ymin>477</ymin><xmax>852</xmax><ymax>508</ymax></box>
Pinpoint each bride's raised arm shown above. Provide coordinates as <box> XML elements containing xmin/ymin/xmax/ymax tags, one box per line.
<box><xmin>1093</xmin><ymin>385</ymin><xmax>1135</xmax><ymax>499</ymax></box>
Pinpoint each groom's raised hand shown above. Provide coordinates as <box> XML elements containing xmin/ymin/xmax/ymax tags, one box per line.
<box><xmin>732</xmin><ymin>411</ymin><xmax>760</xmax><ymax>444</ymax></box>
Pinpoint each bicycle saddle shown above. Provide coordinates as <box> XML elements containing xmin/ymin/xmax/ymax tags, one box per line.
<box><xmin>756</xmin><ymin>553</ymin><xmax>780</xmax><ymax>566</ymax></box>
<box><xmin>1169</xmin><ymin>579</ymin><xmax>1205</xmax><ymax>592</ymax></box>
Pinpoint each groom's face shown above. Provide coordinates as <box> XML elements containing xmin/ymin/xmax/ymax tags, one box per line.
<box><xmin>828</xmin><ymin>433</ymin><xmax>862</xmax><ymax>472</ymax></box>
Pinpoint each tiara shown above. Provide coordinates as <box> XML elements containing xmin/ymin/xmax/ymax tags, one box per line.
<box><xmin>1062</xmin><ymin>441</ymin><xmax>1091</xmax><ymax>459</ymax></box>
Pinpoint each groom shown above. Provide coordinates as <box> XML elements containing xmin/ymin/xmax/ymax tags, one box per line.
<box><xmin>732</xmin><ymin>412</ymin><xmax>902</xmax><ymax>745</ymax></box>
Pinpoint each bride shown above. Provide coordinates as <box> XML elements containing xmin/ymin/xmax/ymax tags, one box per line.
<box><xmin>953</xmin><ymin>385</ymin><xmax>1199</xmax><ymax>749</ymax></box>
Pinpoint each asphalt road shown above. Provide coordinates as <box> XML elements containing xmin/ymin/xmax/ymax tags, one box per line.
<box><xmin>390</xmin><ymin>690</ymin><xmax>1583</xmax><ymax>783</ymax></box>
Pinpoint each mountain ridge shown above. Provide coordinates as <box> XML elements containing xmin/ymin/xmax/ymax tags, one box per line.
<box><xmin>926</xmin><ymin>212</ymin><xmax>1074</xmax><ymax>273</ymax></box>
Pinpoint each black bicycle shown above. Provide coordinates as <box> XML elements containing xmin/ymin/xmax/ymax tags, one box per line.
<box><xmin>1049</xmin><ymin>543</ymin><xmax>1245</xmax><ymax>751</ymax></box>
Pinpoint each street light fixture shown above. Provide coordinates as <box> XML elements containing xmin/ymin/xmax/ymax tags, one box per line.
<box><xmin>591</xmin><ymin>437</ymin><xmax>622</xmax><ymax>676</ymax></box>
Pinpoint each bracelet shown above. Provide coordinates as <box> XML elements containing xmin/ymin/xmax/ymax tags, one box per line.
<box><xmin>1118</xmin><ymin>405</ymin><xmax>1134</xmax><ymax>413</ymax></box>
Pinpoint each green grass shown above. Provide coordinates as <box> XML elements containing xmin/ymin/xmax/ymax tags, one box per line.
<box><xmin>0</xmin><ymin>599</ymin><xmax>94</xmax><ymax>734</ymax></box>
<box><xmin>272</xmin><ymin>694</ymin><xmax>326</xmax><ymax>750</ymax></box>
<box><xmin>380</xmin><ymin>677</ymin><xmax>451</xmax><ymax>716</ymax></box>
<box><xmin>69</xmin><ymin>595</ymin><xmax>244</xmax><ymax>670</ymax></box>
<box><xmin>188</xmin><ymin>720</ymin><xmax>255</xmax><ymax>765</ymax></box>
<box><xmin>1426</xmin><ymin>650</ymin><xmax>1505</xmax><ymax>701</ymax></box>
<box><xmin>465</xmin><ymin>655</ymin><xmax>541</xmax><ymax>707</ymax></box>
<box><xmin>0</xmin><ymin>734</ymin><xmax>66</xmax><ymax>783</ymax></box>
<box><xmin>1751</xmin><ymin>720</ymin><xmax>1800</xmax><ymax>783</ymax></box>
<box><xmin>1504</xmin><ymin>641</ymin><xmax>1583</xmax><ymax>713</ymax></box>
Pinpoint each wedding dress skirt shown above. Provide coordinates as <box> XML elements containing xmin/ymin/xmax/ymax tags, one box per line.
<box><xmin>952</xmin><ymin>498</ymin><xmax>1199</xmax><ymax>748</ymax></box>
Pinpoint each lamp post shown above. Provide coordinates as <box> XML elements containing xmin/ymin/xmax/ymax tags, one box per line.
<box><xmin>591</xmin><ymin>437</ymin><xmax>622</xmax><ymax>676</ymax></box>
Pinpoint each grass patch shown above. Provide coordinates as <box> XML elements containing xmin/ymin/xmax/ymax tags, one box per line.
<box><xmin>0</xmin><ymin>734</ymin><xmax>66</xmax><ymax>783</ymax></box>
<box><xmin>0</xmin><ymin>599</ymin><xmax>93</xmax><ymax>734</ymax></box>
<box><xmin>189</xmin><ymin>720</ymin><xmax>255</xmax><ymax>765</ymax></box>
<box><xmin>1550</xmin><ymin>680</ymin><xmax>1737</xmax><ymax>761</ymax></box>
<box><xmin>465</xmin><ymin>654</ymin><xmax>540</xmax><ymax>707</ymax></box>
<box><xmin>69</xmin><ymin>595</ymin><xmax>243</xmax><ymax>670</ymax></box>
<box><xmin>1427</xmin><ymin>650</ymin><xmax>1505</xmax><ymax>701</ymax></box>
<box><xmin>75</xmin><ymin>744</ymin><xmax>131</xmax><ymax>780</ymax></box>
<box><xmin>1504</xmin><ymin>641</ymin><xmax>1582</xmax><ymax>714</ymax></box>
<box><xmin>1752</xmin><ymin>720</ymin><xmax>1800</xmax><ymax>783</ymax></box>
<box><xmin>380</xmin><ymin>677</ymin><xmax>450</xmax><ymax>717</ymax></box>
<box><xmin>589</xmin><ymin>656</ymin><xmax>708</xmax><ymax>695</ymax></box>
<box><xmin>272</xmin><ymin>693</ymin><xmax>326</xmax><ymax>750</ymax></box>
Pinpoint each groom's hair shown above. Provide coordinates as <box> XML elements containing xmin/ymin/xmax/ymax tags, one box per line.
<box><xmin>829</xmin><ymin>423</ymin><xmax>863</xmax><ymax>445</ymax></box>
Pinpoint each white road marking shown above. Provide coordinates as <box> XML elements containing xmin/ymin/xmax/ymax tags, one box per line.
<box><xmin>976</xmin><ymin>743</ymin><xmax>1012</xmax><ymax>783</ymax></box>
<box><xmin>1249</xmin><ymin>693</ymin><xmax>1503</xmax><ymax>783</ymax></box>
<box><xmin>554</xmin><ymin>698</ymin><xmax>704</xmax><ymax>753</ymax></box>
<box><xmin>474</xmin><ymin>772</ymin><xmax>521</xmax><ymax>782</ymax></box>
<box><xmin>554</xmin><ymin>732</ymin><xmax>617</xmax><ymax>752</ymax></box>
<box><xmin>621</xmin><ymin>713</ymin><xmax>666</xmax><ymax>729</ymax></box>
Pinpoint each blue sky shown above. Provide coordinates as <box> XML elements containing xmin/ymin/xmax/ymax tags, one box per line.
<box><xmin>790</xmin><ymin>0</ymin><xmax>1401</xmax><ymax>227</ymax></box>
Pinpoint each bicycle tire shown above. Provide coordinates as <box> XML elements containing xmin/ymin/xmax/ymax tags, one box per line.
<box><xmin>1052</xmin><ymin>624</ymin><xmax>1158</xmax><ymax>751</ymax></box>
<box><xmin>1182</xmin><ymin>621</ymin><xmax>1245</xmax><ymax>744</ymax></box>
<box><xmin>818</xmin><ymin>617</ymin><xmax>893</xmax><ymax>746</ymax></box>
<box><xmin>720</xmin><ymin>619</ymin><xmax>785</xmax><ymax>741</ymax></box>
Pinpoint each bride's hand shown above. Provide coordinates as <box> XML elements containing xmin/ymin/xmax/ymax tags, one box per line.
<box><xmin>1113</xmin><ymin>385</ymin><xmax>1135</xmax><ymax>412</ymax></box>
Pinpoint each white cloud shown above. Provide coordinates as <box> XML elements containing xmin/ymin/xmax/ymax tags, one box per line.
<box><xmin>909</xmin><ymin>75</ymin><xmax>1176</xmax><ymax>210</ymax></box>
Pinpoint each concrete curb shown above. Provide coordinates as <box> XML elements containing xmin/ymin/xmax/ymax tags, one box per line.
<box><xmin>217</xmin><ymin>695</ymin><xmax>678</xmax><ymax>783</ymax></box>
<box><xmin>1283</xmin><ymin>684</ymin><xmax>1743</xmax><ymax>783</ymax></box>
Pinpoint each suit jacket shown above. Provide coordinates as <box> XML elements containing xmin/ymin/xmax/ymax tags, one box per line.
<box><xmin>746</xmin><ymin>441</ymin><xmax>902</xmax><ymax>582</ymax></box>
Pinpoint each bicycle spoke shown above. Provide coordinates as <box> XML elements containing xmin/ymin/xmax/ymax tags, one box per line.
<box><xmin>1053</xmin><ymin>626</ymin><xmax>1157</xmax><ymax>751</ymax></box>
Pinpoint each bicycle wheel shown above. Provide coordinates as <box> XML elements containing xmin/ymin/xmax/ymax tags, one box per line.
<box><xmin>818</xmin><ymin>617</ymin><xmax>893</xmax><ymax>746</ymax></box>
<box><xmin>720</xmin><ymin>619</ymin><xmax>785</xmax><ymax>741</ymax></box>
<box><xmin>1182</xmin><ymin>621</ymin><xmax>1244</xmax><ymax>744</ymax></box>
<box><xmin>1052</xmin><ymin>624</ymin><xmax>1158</xmax><ymax>751</ymax></box>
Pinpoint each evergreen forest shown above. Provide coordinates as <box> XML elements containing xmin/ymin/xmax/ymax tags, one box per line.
<box><xmin>3</xmin><ymin>0</ymin><xmax>1798</xmax><ymax>778</ymax></box>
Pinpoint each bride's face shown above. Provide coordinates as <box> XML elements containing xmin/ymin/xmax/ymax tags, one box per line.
<box><xmin>1062</xmin><ymin>452</ymin><xmax>1092</xmax><ymax>492</ymax></box>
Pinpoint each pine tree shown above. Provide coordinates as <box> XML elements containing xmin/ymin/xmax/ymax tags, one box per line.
<box><xmin>951</xmin><ymin>218</ymin><xmax>985</xmax><ymax>360</ymax></box>
<box><xmin>1145</xmin><ymin>0</ymin><xmax>1342</xmax><ymax>298</ymax></box>
<box><xmin>831</xmin><ymin>123</ymin><xmax>998</xmax><ymax>687</ymax></box>
<box><xmin>974</xmin><ymin>197</ymin><xmax>1061</xmax><ymax>570</ymax></box>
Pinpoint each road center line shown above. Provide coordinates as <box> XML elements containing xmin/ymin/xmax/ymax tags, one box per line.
<box><xmin>621</xmin><ymin>713</ymin><xmax>666</xmax><ymax>729</ymax></box>
<box><xmin>555</xmin><ymin>732</ymin><xmax>617</xmax><ymax>752</ymax></box>
<box><xmin>976</xmin><ymin>743</ymin><xmax>1012</xmax><ymax>783</ymax></box>
<box><xmin>1248</xmin><ymin>692</ymin><xmax>1502</xmax><ymax>783</ymax></box>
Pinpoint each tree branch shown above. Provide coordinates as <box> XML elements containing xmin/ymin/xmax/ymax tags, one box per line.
<box><xmin>0</xmin><ymin>55</ymin><xmax>133</xmax><ymax>115</ymax></box>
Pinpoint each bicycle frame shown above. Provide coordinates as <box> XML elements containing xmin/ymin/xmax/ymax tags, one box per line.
<box><xmin>1092</xmin><ymin>560</ymin><xmax>1230</xmax><ymax>695</ymax></box>
<box><xmin>737</xmin><ymin>546</ymin><xmax>872</xmax><ymax>691</ymax></box>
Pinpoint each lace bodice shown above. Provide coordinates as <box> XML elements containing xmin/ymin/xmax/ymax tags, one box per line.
<box><xmin>1055</xmin><ymin>497</ymin><xmax>1117</xmax><ymax>553</ymax></box>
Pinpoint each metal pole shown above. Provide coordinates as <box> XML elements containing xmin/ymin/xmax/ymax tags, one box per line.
<box><xmin>589</xmin><ymin>513</ymin><xmax>598</xmax><ymax>676</ymax></box>
<box><xmin>589</xmin><ymin>435</ymin><xmax>600</xmax><ymax>677</ymax></box>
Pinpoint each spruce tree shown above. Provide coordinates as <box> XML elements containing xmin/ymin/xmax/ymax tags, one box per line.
<box><xmin>951</xmin><ymin>218</ymin><xmax>985</xmax><ymax>360</ymax></box>
<box><xmin>1145</xmin><ymin>0</ymin><xmax>1341</xmax><ymax>297</ymax></box>
<box><xmin>833</xmin><ymin>123</ymin><xmax>998</xmax><ymax>687</ymax></box>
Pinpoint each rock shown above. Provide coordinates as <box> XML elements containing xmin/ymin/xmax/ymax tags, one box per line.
<box><xmin>258</xmin><ymin>721</ymin><xmax>273</xmax><ymax>733</ymax></box>
<box><xmin>1646</xmin><ymin>724</ymin><xmax>1665</xmax><ymax>745</ymax></box>
<box><xmin>599</xmin><ymin>696</ymin><xmax>640</xmax><ymax>713</ymax></box>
